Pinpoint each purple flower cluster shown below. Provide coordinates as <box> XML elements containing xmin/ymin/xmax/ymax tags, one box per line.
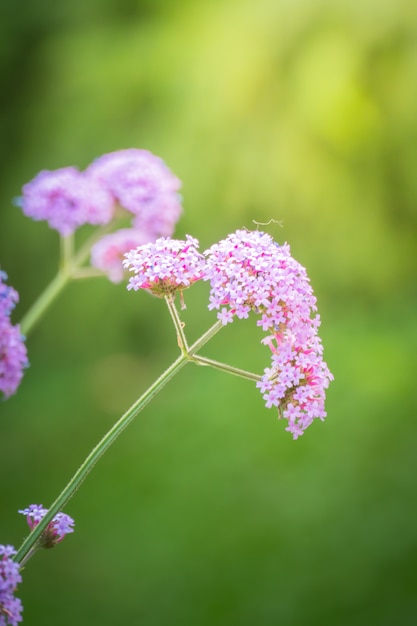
<box><xmin>19</xmin><ymin>149</ymin><xmax>183</xmax><ymax>282</ymax></box>
<box><xmin>0</xmin><ymin>545</ymin><xmax>22</xmax><ymax>626</ymax></box>
<box><xmin>86</xmin><ymin>149</ymin><xmax>182</xmax><ymax>237</ymax></box>
<box><xmin>0</xmin><ymin>272</ymin><xmax>28</xmax><ymax>399</ymax></box>
<box><xmin>124</xmin><ymin>235</ymin><xmax>205</xmax><ymax>301</ymax></box>
<box><xmin>18</xmin><ymin>505</ymin><xmax>75</xmax><ymax>549</ymax></box>
<box><xmin>204</xmin><ymin>230</ymin><xmax>333</xmax><ymax>438</ymax></box>
<box><xmin>20</xmin><ymin>167</ymin><xmax>114</xmax><ymax>237</ymax></box>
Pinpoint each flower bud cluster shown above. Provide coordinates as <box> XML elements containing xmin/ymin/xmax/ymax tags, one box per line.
<box><xmin>0</xmin><ymin>272</ymin><xmax>28</xmax><ymax>399</ymax></box>
<box><xmin>18</xmin><ymin>505</ymin><xmax>75</xmax><ymax>549</ymax></box>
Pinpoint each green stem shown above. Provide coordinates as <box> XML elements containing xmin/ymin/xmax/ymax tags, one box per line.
<box><xmin>20</xmin><ymin>270</ymin><xmax>70</xmax><ymax>336</ymax></box>
<box><xmin>192</xmin><ymin>355</ymin><xmax>262</xmax><ymax>383</ymax></box>
<box><xmin>165</xmin><ymin>295</ymin><xmax>189</xmax><ymax>352</ymax></box>
<box><xmin>20</xmin><ymin>235</ymin><xmax>74</xmax><ymax>336</ymax></box>
<box><xmin>20</xmin><ymin>222</ymin><xmax>118</xmax><ymax>336</ymax></box>
<box><xmin>14</xmin><ymin>320</ymin><xmax>223</xmax><ymax>565</ymax></box>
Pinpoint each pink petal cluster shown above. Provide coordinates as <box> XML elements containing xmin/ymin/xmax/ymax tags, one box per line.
<box><xmin>86</xmin><ymin>149</ymin><xmax>182</xmax><ymax>237</ymax></box>
<box><xmin>204</xmin><ymin>230</ymin><xmax>333</xmax><ymax>439</ymax></box>
<box><xmin>123</xmin><ymin>235</ymin><xmax>205</xmax><ymax>301</ymax></box>
<box><xmin>0</xmin><ymin>272</ymin><xmax>28</xmax><ymax>399</ymax></box>
<box><xmin>0</xmin><ymin>545</ymin><xmax>23</xmax><ymax>626</ymax></box>
<box><xmin>90</xmin><ymin>229</ymin><xmax>156</xmax><ymax>284</ymax></box>
<box><xmin>20</xmin><ymin>167</ymin><xmax>114</xmax><ymax>236</ymax></box>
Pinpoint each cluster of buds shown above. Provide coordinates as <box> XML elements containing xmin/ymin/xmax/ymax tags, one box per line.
<box><xmin>0</xmin><ymin>505</ymin><xmax>74</xmax><ymax>626</ymax></box>
<box><xmin>18</xmin><ymin>505</ymin><xmax>75</xmax><ymax>549</ymax></box>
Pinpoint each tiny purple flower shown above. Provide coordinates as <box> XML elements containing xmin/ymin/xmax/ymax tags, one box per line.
<box><xmin>86</xmin><ymin>149</ymin><xmax>183</xmax><ymax>237</ymax></box>
<box><xmin>19</xmin><ymin>167</ymin><xmax>115</xmax><ymax>236</ymax></box>
<box><xmin>0</xmin><ymin>272</ymin><xmax>28</xmax><ymax>399</ymax></box>
<box><xmin>18</xmin><ymin>505</ymin><xmax>75</xmax><ymax>548</ymax></box>
<box><xmin>124</xmin><ymin>235</ymin><xmax>205</xmax><ymax>304</ymax></box>
<box><xmin>0</xmin><ymin>545</ymin><xmax>23</xmax><ymax>626</ymax></box>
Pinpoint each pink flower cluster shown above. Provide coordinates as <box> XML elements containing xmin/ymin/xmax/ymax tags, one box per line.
<box><xmin>124</xmin><ymin>235</ymin><xmax>205</xmax><ymax>301</ymax></box>
<box><xmin>0</xmin><ymin>272</ymin><xmax>28</xmax><ymax>399</ymax></box>
<box><xmin>86</xmin><ymin>149</ymin><xmax>182</xmax><ymax>237</ymax></box>
<box><xmin>18</xmin><ymin>149</ymin><xmax>183</xmax><ymax>282</ymax></box>
<box><xmin>124</xmin><ymin>229</ymin><xmax>333</xmax><ymax>438</ymax></box>
<box><xmin>204</xmin><ymin>230</ymin><xmax>333</xmax><ymax>438</ymax></box>
<box><xmin>20</xmin><ymin>168</ymin><xmax>114</xmax><ymax>237</ymax></box>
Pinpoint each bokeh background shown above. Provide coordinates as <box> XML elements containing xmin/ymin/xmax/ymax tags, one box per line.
<box><xmin>1</xmin><ymin>0</ymin><xmax>417</xmax><ymax>624</ymax></box>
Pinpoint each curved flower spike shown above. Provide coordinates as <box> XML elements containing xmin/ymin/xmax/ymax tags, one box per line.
<box><xmin>204</xmin><ymin>229</ymin><xmax>333</xmax><ymax>439</ymax></box>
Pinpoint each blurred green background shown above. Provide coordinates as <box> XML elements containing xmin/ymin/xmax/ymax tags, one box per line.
<box><xmin>1</xmin><ymin>0</ymin><xmax>417</xmax><ymax>624</ymax></box>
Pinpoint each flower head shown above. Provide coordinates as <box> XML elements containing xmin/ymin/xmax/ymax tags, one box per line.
<box><xmin>91</xmin><ymin>228</ymin><xmax>156</xmax><ymax>283</ymax></box>
<box><xmin>19</xmin><ymin>167</ymin><xmax>115</xmax><ymax>236</ymax></box>
<box><xmin>124</xmin><ymin>235</ymin><xmax>205</xmax><ymax>301</ymax></box>
<box><xmin>19</xmin><ymin>505</ymin><xmax>75</xmax><ymax>548</ymax></box>
<box><xmin>204</xmin><ymin>229</ymin><xmax>333</xmax><ymax>438</ymax></box>
<box><xmin>0</xmin><ymin>272</ymin><xmax>28</xmax><ymax>399</ymax></box>
<box><xmin>0</xmin><ymin>545</ymin><xmax>23</xmax><ymax>626</ymax></box>
<box><xmin>86</xmin><ymin>149</ymin><xmax>182</xmax><ymax>237</ymax></box>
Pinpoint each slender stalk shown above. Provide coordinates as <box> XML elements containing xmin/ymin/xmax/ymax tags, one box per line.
<box><xmin>164</xmin><ymin>295</ymin><xmax>189</xmax><ymax>352</ymax></box>
<box><xmin>19</xmin><ymin>221</ymin><xmax>120</xmax><ymax>335</ymax></box>
<box><xmin>20</xmin><ymin>270</ymin><xmax>70</xmax><ymax>336</ymax></box>
<box><xmin>163</xmin><ymin>298</ymin><xmax>261</xmax><ymax>382</ymax></box>
<box><xmin>14</xmin><ymin>320</ymin><xmax>223</xmax><ymax>565</ymax></box>
<box><xmin>20</xmin><ymin>234</ymin><xmax>74</xmax><ymax>336</ymax></box>
<box><xmin>191</xmin><ymin>355</ymin><xmax>262</xmax><ymax>383</ymax></box>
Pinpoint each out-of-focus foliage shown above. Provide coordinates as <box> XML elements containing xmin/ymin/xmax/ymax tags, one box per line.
<box><xmin>1</xmin><ymin>0</ymin><xmax>416</xmax><ymax>625</ymax></box>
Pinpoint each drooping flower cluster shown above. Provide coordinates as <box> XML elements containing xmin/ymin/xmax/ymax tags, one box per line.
<box><xmin>18</xmin><ymin>505</ymin><xmax>75</xmax><ymax>549</ymax></box>
<box><xmin>203</xmin><ymin>230</ymin><xmax>333</xmax><ymax>439</ymax></box>
<box><xmin>0</xmin><ymin>272</ymin><xmax>28</xmax><ymax>399</ymax></box>
<box><xmin>124</xmin><ymin>235</ymin><xmax>205</xmax><ymax>303</ymax></box>
<box><xmin>0</xmin><ymin>545</ymin><xmax>23</xmax><ymax>626</ymax></box>
<box><xmin>18</xmin><ymin>149</ymin><xmax>183</xmax><ymax>282</ymax></box>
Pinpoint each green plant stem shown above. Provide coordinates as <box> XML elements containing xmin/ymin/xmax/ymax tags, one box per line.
<box><xmin>19</xmin><ymin>222</ymin><xmax>119</xmax><ymax>336</ymax></box>
<box><xmin>165</xmin><ymin>295</ymin><xmax>189</xmax><ymax>352</ymax></box>
<box><xmin>14</xmin><ymin>320</ymin><xmax>223</xmax><ymax>566</ymax></box>
<box><xmin>192</xmin><ymin>355</ymin><xmax>262</xmax><ymax>383</ymax></box>
<box><xmin>165</xmin><ymin>297</ymin><xmax>261</xmax><ymax>382</ymax></box>
<box><xmin>20</xmin><ymin>270</ymin><xmax>70</xmax><ymax>337</ymax></box>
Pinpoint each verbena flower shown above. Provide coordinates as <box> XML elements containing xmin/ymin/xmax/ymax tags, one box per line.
<box><xmin>19</xmin><ymin>167</ymin><xmax>115</xmax><ymax>236</ymax></box>
<box><xmin>0</xmin><ymin>545</ymin><xmax>23</xmax><ymax>626</ymax></box>
<box><xmin>123</xmin><ymin>235</ymin><xmax>205</xmax><ymax>303</ymax></box>
<box><xmin>0</xmin><ymin>272</ymin><xmax>28</xmax><ymax>399</ymax></box>
<box><xmin>18</xmin><ymin>505</ymin><xmax>75</xmax><ymax>549</ymax></box>
<box><xmin>90</xmin><ymin>228</ymin><xmax>157</xmax><ymax>283</ymax></box>
<box><xmin>204</xmin><ymin>229</ymin><xmax>333</xmax><ymax>439</ymax></box>
<box><xmin>86</xmin><ymin>149</ymin><xmax>182</xmax><ymax>237</ymax></box>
